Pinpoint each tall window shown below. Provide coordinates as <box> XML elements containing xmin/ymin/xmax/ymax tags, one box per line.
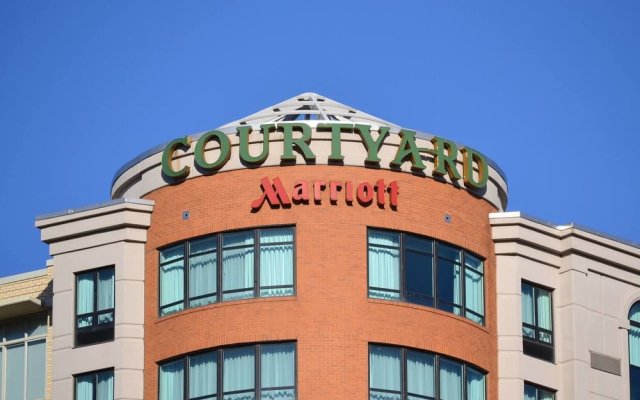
<box><xmin>159</xmin><ymin>342</ymin><xmax>296</xmax><ymax>400</ymax></box>
<box><xmin>0</xmin><ymin>314</ymin><xmax>47</xmax><ymax>400</ymax></box>
<box><xmin>521</xmin><ymin>281</ymin><xmax>554</xmax><ymax>362</ymax></box>
<box><xmin>159</xmin><ymin>227</ymin><xmax>295</xmax><ymax>316</ymax></box>
<box><xmin>369</xmin><ymin>345</ymin><xmax>485</xmax><ymax>400</ymax></box>
<box><xmin>630</xmin><ymin>302</ymin><xmax>640</xmax><ymax>400</ymax></box>
<box><xmin>367</xmin><ymin>229</ymin><xmax>485</xmax><ymax>324</ymax></box>
<box><xmin>524</xmin><ymin>382</ymin><xmax>555</xmax><ymax>400</ymax></box>
<box><xmin>75</xmin><ymin>369</ymin><xmax>114</xmax><ymax>400</ymax></box>
<box><xmin>76</xmin><ymin>266</ymin><xmax>115</xmax><ymax>346</ymax></box>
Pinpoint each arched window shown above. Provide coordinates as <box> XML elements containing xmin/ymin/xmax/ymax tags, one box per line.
<box><xmin>630</xmin><ymin>302</ymin><xmax>640</xmax><ymax>400</ymax></box>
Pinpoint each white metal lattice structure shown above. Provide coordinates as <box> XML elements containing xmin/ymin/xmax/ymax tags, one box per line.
<box><xmin>218</xmin><ymin>92</ymin><xmax>402</xmax><ymax>131</ymax></box>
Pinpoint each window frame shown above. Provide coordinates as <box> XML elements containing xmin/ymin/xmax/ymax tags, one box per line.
<box><xmin>521</xmin><ymin>280</ymin><xmax>555</xmax><ymax>363</ymax></box>
<box><xmin>0</xmin><ymin>313</ymin><xmax>48</xmax><ymax>400</ymax></box>
<box><xmin>74</xmin><ymin>266</ymin><xmax>115</xmax><ymax>347</ymax></box>
<box><xmin>366</xmin><ymin>228</ymin><xmax>485</xmax><ymax>325</ymax></box>
<box><xmin>368</xmin><ymin>343</ymin><xmax>486</xmax><ymax>400</ymax></box>
<box><xmin>524</xmin><ymin>381</ymin><xmax>556</xmax><ymax>400</ymax></box>
<box><xmin>158</xmin><ymin>226</ymin><xmax>296</xmax><ymax>317</ymax></box>
<box><xmin>74</xmin><ymin>368</ymin><xmax>114</xmax><ymax>400</ymax></box>
<box><xmin>157</xmin><ymin>342</ymin><xmax>298</xmax><ymax>400</ymax></box>
<box><xmin>629</xmin><ymin>301</ymin><xmax>640</xmax><ymax>400</ymax></box>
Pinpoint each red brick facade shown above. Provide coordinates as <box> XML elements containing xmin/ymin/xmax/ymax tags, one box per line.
<box><xmin>143</xmin><ymin>165</ymin><xmax>498</xmax><ymax>399</ymax></box>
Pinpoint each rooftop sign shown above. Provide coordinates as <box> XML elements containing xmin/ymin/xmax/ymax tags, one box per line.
<box><xmin>161</xmin><ymin>123</ymin><xmax>489</xmax><ymax>190</ymax></box>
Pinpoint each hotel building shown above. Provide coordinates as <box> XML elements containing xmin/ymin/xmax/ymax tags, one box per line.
<box><xmin>1</xmin><ymin>93</ymin><xmax>639</xmax><ymax>400</ymax></box>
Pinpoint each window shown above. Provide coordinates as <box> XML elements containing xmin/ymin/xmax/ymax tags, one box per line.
<box><xmin>75</xmin><ymin>266</ymin><xmax>115</xmax><ymax>346</ymax></box>
<box><xmin>369</xmin><ymin>344</ymin><xmax>485</xmax><ymax>400</ymax></box>
<box><xmin>367</xmin><ymin>229</ymin><xmax>485</xmax><ymax>324</ymax></box>
<box><xmin>0</xmin><ymin>314</ymin><xmax>48</xmax><ymax>400</ymax></box>
<box><xmin>159</xmin><ymin>227</ymin><xmax>295</xmax><ymax>316</ymax></box>
<box><xmin>158</xmin><ymin>342</ymin><xmax>296</xmax><ymax>400</ymax></box>
<box><xmin>524</xmin><ymin>382</ymin><xmax>555</xmax><ymax>400</ymax></box>
<box><xmin>75</xmin><ymin>369</ymin><xmax>114</xmax><ymax>400</ymax></box>
<box><xmin>521</xmin><ymin>281</ymin><xmax>554</xmax><ymax>362</ymax></box>
<box><xmin>630</xmin><ymin>302</ymin><xmax>640</xmax><ymax>400</ymax></box>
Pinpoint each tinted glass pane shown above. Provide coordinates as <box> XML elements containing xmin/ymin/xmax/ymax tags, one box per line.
<box><xmin>260</xmin><ymin>243</ymin><xmax>294</xmax><ymax>296</ymax></box>
<box><xmin>369</xmin><ymin>230</ymin><xmax>399</xmax><ymax>248</ymax></box>
<box><xmin>406</xmin><ymin>250</ymin><xmax>433</xmax><ymax>306</ymax></box>
<box><xmin>223</xmin><ymin>231</ymin><xmax>254</xmax><ymax>248</ymax></box>
<box><xmin>0</xmin><ymin>349</ymin><xmax>2</xmax><ymax>398</ymax></box>
<box><xmin>406</xmin><ymin>350</ymin><xmax>434</xmax><ymax>397</ymax></box>
<box><xmin>160</xmin><ymin>259</ymin><xmax>184</xmax><ymax>314</ymax></box>
<box><xmin>223</xmin><ymin>347</ymin><xmax>255</xmax><ymax>394</ymax></box>
<box><xmin>631</xmin><ymin>365</ymin><xmax>640</xmax><ymax>400</ymax></box>
<box><xmin>369</xmin><ymin>346</ymin><xmax>401</xmax><ymax>392</ymax></box>
<box><xmin>437</xmin><ymin>259</ymin><xmax>461</xmax><ymax>312</ymax></box>
<box><xmin>26</xmin><ymin>339</ymin><xmax>46</xmax><ymax>400</ymax></box>
<box><xmin>465</xmin><ymin>367</ymin><xmax>485</xmax><ymax>400</ymax></box>
<box><xmin>437</xmin><ymin>243</ymin><xmax>460</xmax><ymax>262</ymax></box>
<box><xmin>370</xmin><ymin>391</ymin><xmax>401</xmax><ymax>400</ymax></box>
<box><xmin>190</xmin><ymin>237</ymin><xmax>216</xmax><ymax>255</ymax></box>
<box><xmin>190</xmin><ymin>352</ymin><xmax>217</xmax><ymax>399</ymax></box>
<box><xmin>7</xmin><ymin>344</ymin><xmax>25</xmax><ymax>400</ymax></box>
<box><xmin>76</xmin><ymin>375</ymin><xmax>94</xmax><ymax>400</ymax></box>
<box><xmin>222</xmin><ymin>246</ymin><xmax>254</xmax><ymax>300</ymax></box>
<box><xmin>464</xmin><ymin>253</ymin><xmax>483</xmax><ymax>272</ymax></box>
<box><xmin>160</xmin><ymin>245</ymin><xmax>184</xmax><ymax>263</ymax></box>
<box><xmin>97</xmin><ymin>268</ymin><xmax>115</xmax><ymax>311</ymax></box>
<box><xmin>631</xmin><ymin>303</ymin><xmax>640</xmax><ymax>322</ymax></box>
<box><xmin>524</xmin><ymin>384</ymin><xmax>537</xmax><ymax>400</ymax></box>
<box><xmin>189</xmin><ymin>251</ymin><xmax>217</xmax><ymax>307</ymax></box>
<box><xmin>464</xmin><ymin>268</ymin><xmax>484</xmax><ymax>320</ymax></box>
<box><xmin>261</xmin><ymin>343</ymin><xmax>295</xmax><ymax>388</ymax></box>
<box><xmin>27</xmin><ymin>315</ymin><xmax>47</xmax><ymax>337</ymax></box>
<box><xmin>259</xmin><ymin>228</ymin><xmax>293</xmax><ymax>244</ymax></box>
<box><xmin>405</xmin><ymin>236</ymin><xmax>432</xmax><ymax>253</ymax></box>
<box><xmin>160</xmin><ymin>359</ymin><xmax>185</xmax><ymax>400</ymax></box>
<box><xmin>5</xmin><ymin>319</ymin><xmax>24</xmax><ymax>341</ymax></box>
<box><xmin>439</xmin><ymin>358</ymin><xmax>462</xmax><ymax>400</ymax></box>
<box><xmin>521</xmin><ymin>283</ymin><xmax>535</xmax><ymax>325</ymax></box>
<box><xmin>96</xmin><ymin>370</ymin><xmax>114</xmax><ymax>400</ymax></box>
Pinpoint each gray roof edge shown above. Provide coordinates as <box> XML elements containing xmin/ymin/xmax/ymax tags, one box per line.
<box><xmin>493</xmin><ymin>211</ymin><xmax>640</xmax><ymax>250</ymax></box>
<box><xmin>35</xmin><ymin>197</ymin><xmax>154</xmax><ymax>221</ymax></box>
<box><xmin>0</xmin><ymin>268</ymin><xmax>48</xmax><ymax>283</ymax></box>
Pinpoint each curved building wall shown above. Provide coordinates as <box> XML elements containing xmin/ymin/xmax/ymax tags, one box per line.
<box><xmin>142</xmin><ymin>165</ymin><xmax>499</xmax><ymax>399</ymax></box>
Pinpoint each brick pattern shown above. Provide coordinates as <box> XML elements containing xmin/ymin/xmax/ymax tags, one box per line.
<box><xmin>0</xmin><ymin>266</ymin><xmax>53</xmax><ymax>400</ymax></box>
<box><xmin>144</xmin><ymin>165</ymin><xmax>498</xmax><ymax>399</ymax></box>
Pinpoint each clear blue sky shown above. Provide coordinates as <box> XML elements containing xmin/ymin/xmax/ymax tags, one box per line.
<box><xmin>1</xmin><ymin>1</ymin><xmax>639</xmax><ymax>277</ymax></box>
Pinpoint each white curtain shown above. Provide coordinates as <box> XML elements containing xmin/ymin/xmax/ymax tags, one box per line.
<box><xmin>189</xmin><ymin>239</ymin><xmax>217</xmax><ymax>307</ymax></box>
<box><xmin>439</xmin><ymin>359</ymin><xmax>462</xmax><ymax>400</ymax></box>
<box><xmin>630</xmin><ymin>326</ymin><xmax>640</xmax><ymax>367</ymax></box>
<box><xmin>190</xmin><ymin>352</ymin><xmax>217</xmax><ymax>399</ymax></box>
<box><xmin>97</xmin><ymin>269</ymin><xmax>115</xmax><ymax>324</ymax></box>
<box><xmin>536</xmin><ymin>289</ymin><xmax>552</xmax><ymax>343</ymax></box>
<box><xmin>76</xmin><ymin>375</ymin><xmax>94</xmax><ymax>400</ymax></box>
<box><xmin>160</xmin><ymin>360</ymin><xmax>184</xmax><ymax>400</ymax></box>
<box><xmin>261</xmin><ymin>343</ymin><xmax>295</xmax><ymax>400</ymax></box>
<box><xmin>465</xmin><ymin>367</ymin><xmax>485</xmax><ymax>400</ymax></box>
<box><xmin>223</xmin><ymin>347</ymin><xmax>255</xmax><ymax>400</ymax></box>
<box><xmin>77</xmin><ymin>273</ymin><xmax>95</xmax><ymax>327</ymax></box>
<box><xmin>96</xmin><ymin>371</ymin><xmax>114</xmax><ymax>400</ymax></box>
<box><xmin>160</xmin><ymin>259</ymin><xmax>185</xmax><ymax>315</ymax></box>
<box><xmin>524</xmin><ymin>384</ymin><xmax>537</xmax><ymax>400</ymax></box>
<box><xmin>369</xmin><ymin>346</ymin><xmax>401</xmax><ymax>395</ymax></box>
<box><xmin>521</xmin><ymin>284</ymin><xmax>535</xmax><ymax>338</ymax></box>
<box><xmin>260</xmin><ymin>229</ymin><xmax>294</xmax><ymax>297</ymax></box>
<box><xmin>368</xmin><ymin>231</ymin><xmax>400</xmax><ymax>300</ymax></box>
<box><xmin>223</xmin><ymin>232</ymin><xmax>255</xmax><ymax>301</ymax></box>
<box><xmin>464</xmin><ymin>268</ymin><xmax>484</xmax><ymax>323</ymax></box>
<box><xmin>406</xmin><ymin>351</ymin><xmax>434</xmax><ymax>398</ymax></box>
